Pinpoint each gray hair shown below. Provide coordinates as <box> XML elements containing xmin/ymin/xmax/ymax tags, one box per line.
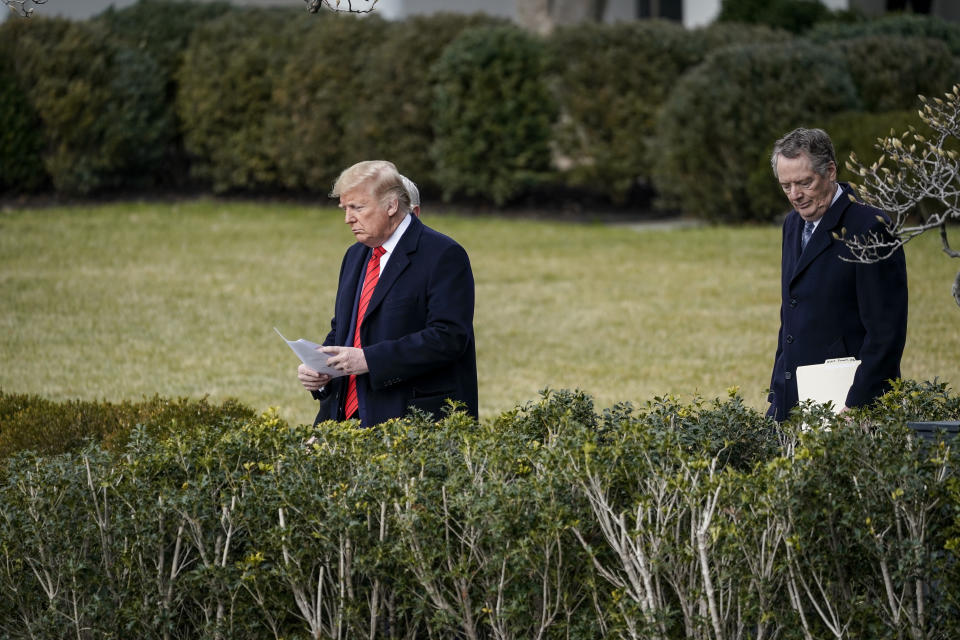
<box><xmin>771</xmin><ymin>127</ymin><xmax>837</xmax><ymax>177</ymax></box>
<box><xmin>330</xmin><ymin>160</ymin><xmax>411</xmax><ymax>214</ymax></box>
<box><xmin>399</xmin><ymin>174</ymin><xmax>420</xmax><ymax>210</ymax></box>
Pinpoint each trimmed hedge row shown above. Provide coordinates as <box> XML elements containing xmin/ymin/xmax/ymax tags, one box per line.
<box><xmin>2</xmin><ymin>4</ymin><xmax>959</xmax><ymax>220</ymax></box>
<box><xmin>1</xmin><ymin>381</ymin><xmax>959</xmax><ymax>638</ymax></box>
<box><xmin>0</xmin><ymin>391</ymin><xmax>257</xmax><ymax>458</ymax></box>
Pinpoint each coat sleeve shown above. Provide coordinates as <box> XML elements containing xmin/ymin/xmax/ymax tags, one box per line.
<box><xmin>845</xmin><ymin>219</ymin><xmax>908</xmax><ymax>407</ymax></box>
<box><xmin>310</xmin><ymin>249</ymin><xmax>354</xmax><ymax>402</ymax></box>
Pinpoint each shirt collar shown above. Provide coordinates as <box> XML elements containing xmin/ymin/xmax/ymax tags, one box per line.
<box><xmin>810</xmin><ymin>183</ymin><xmax>844</xmax><ymax>231</ymax></box>
<box><xmin>380</xmin><ymin>212</ymin><xmax>411</xmax><ymax>256</ymax></box>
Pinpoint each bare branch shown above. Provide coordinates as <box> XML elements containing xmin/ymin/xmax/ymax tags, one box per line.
<box><xmin>304</xmin><ymin>0</ymin><xmax>379</xmax><ymax>14</ymax></box>
<box><xmin>842</xmin><ymin>84</ymin><xmax>960</xmax><ymax>306</ymax></box>
<box><xmin>3</xmin><ymin>0</ymin><xmax>46</xmax><ymax>18</ymax></box>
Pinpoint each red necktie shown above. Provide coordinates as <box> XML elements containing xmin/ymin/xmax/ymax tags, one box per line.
<box><xmin>344</xmin><ymin>246</ymin><xmax>385</xmax><ymax>420</ymax></box>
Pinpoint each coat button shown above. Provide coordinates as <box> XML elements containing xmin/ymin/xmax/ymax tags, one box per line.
<box><xmin>786</xmin><ymin>335</ymin><xmax>794</xmax><ymax>344</ymax></box>
<box><xmin>790</xmin><ymin>298</ymin><xmax>798</xmax><ymax>308</ymax></box>
<box><xmin>785</xmin><ymin>372</ymin><xmax>792</xmax><ymax>380</ymax></box>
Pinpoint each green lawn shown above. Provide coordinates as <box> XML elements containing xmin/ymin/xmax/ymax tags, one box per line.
<box><xmin>1</xmin><ymin>200</ymin><xmax>957</xmax><ymax>425</ymax></box>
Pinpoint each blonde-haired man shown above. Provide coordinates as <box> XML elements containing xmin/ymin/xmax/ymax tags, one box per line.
<box><xmin>298</xmin><ymin>160</ymin><xmax>477</xmax><ymax>426</ymax></box>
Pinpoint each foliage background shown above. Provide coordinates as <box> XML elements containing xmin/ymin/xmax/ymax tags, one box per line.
<box><xmin>2</xmin><ymin>6</ymin><xmax>960</xmax><ymax>222</ymax></box>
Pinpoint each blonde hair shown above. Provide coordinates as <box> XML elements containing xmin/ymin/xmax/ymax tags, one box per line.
<box><xmin>330</xmin><ymin>160</ymin><xmax>411</xmax><ymax>213</ymax></box>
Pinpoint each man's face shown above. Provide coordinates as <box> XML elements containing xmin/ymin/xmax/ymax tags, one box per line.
<box><xmin>339</xmin><ymin>184</ymin><xmax>400</xmax><ymax>248</ymax></box>
<box><xmin>776</xmin><ymin>153</ymin><xmax>837</xmax><ymax>222</ymax></box>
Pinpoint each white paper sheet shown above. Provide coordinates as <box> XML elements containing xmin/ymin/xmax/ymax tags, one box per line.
<box><xmin>796</xmin><ymin>357</ymin><xmax>861</xmax><ymax>413</ymax></box>
<box><xmin>274</xmin><ymin>327</ymin><xmax>345</xmax><ymax>378</ymax></box>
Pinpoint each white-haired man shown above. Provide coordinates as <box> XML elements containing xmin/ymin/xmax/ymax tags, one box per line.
<box><xmin>297</xmin><ymin>160</ymin><xmax>477</xmax><ymax>426</ymax></box>
<box><xmin>399</xmin><ymin>174</ymin><xmax>420</xmax><ymax>217</ymax></box>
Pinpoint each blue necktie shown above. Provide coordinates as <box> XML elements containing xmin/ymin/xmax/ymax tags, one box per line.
<box><xmin>801</xmin><ymin>221</ymin><xmax>815</xmax><ymax>251</ymax></box>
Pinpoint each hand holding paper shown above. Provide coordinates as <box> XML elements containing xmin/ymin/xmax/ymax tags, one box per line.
<box><xmin>275</xmin><ymin>328</ymin><xmax>346</xmax><ymax>378</ymax></box>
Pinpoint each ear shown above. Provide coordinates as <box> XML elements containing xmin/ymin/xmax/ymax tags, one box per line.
<box><xmin>385</xmin><ymin>196</ymin><xmax>399</xmax><ymax>217</ymax></box>
<box><xmin>826</xmin><ymin>161</ymin><xmax>837</xmax><ymax>182</ymax></box>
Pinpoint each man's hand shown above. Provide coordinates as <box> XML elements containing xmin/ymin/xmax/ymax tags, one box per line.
<box><xmin>322</xmin><ymin>346</ymin><xmax>369</xmax><ymax>376</ymax></box>
<box><xmin>298</xmin><ymin>364</ymin><xmax>331</xmax><ymax>391</ymax></box>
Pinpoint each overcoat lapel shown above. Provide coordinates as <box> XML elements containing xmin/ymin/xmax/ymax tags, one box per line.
<box><xmin>364</xmin><ymin>215</ymin><xmax>421</xmax><ymax>322</ymax></box>
<box><xmin>790</xmin><ymin>189</ymin><xmax>851</xmax><ymax>284</ymax></box>
<box><xmin>338</xmin><ymin>249</ymin><xmax>367</xmax><ymax>344</ymax></box>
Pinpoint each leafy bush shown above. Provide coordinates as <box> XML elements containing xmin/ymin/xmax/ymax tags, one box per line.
<box><xmin>262</xmin><ymin>13</ymin><xmax>388</xmax><ymax>193</ymax></box>
<box><xmin>0</xmin><ymin>384</ymin><xmax>958</xmax><ymax>638</ymax></box>
<box><xmin>652</xmin><ymin>40</ymin><xmax>859</xmax><ymax>222</ymax></box>
<box><xmin>717</xmin><ymin>0</ymin><xmax>848</xmax><ymax>34</ymax></box>
<box><xmin>823</xmin><ymin>109</ymin><xmax>933</xmax><ymax>180</ymax></box>
<box><xmin>0</xmin><ymin>391</ymin><xmax>257</xmax><ymax>458</ymax></box>
<box><xmin>807</xmin><ymin>12</ymin><xmax>960</xmax><ymax>56</ymax></box>
<box><xmin>95</xmin><ymin>0</ymin><xmax>233</xmax><ymax>79</ymax></box>
<box><xmin>688</xmin><ymin>19</ymin><xmax>792</xmax><ymax>52</ymax></box>
<box><xmin>95</xmin><ymin>0</ymin><xmax>233</xmax><ymax>185</ymax></box>
<box><xmin>0</xmin><ymin>68</ymin><xmax>46</xmax><ymax>193</ymax></box>
<box><xmin>0</xmin><ymin>17</ymin><xmax>171</xmax><ymax>194</ymax></box>
<box><xmin>545</xmin><ymin>20</ymin><xmax>700</xmax><ymax>203</ymax></box>
<box><xmin>337</xmin><ymin>12</ymin><xmax>509</xmax><ymax>196</ymax></box>
<box><xmin>176</xmin><ymin>7</ymin><xmax>306</xmax><ymax>192</ymax></box>
<box><xmin>828</xmin><ymin>36</ymin><xmax>959</xmax><ymax>112</ymax></box>
<box><xmin>431</xmin><ymin>25</ymin><xmax>557</xmax><ymax>206</ymax></box>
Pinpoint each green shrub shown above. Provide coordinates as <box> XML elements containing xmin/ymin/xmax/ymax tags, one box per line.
<box><xmin>0</xmin><ymin>17</ymin><xmax>171</xmax><ymax>194</ymax></box>
<box><xmin>824</xmin><ymin>109</ymin><xmax>934</xmax><ymax>180</ymax></box>
<box><xmin>0</xmin><ymin>68</ymin><xmax>46</xmax><ymax>193</ymax></box>
<box><xmin>652</xmin><ymin>40</ymin><xmax>859</xmax><ymax>222</ymax></box>
<box><xmin>543</xmin><ymin>20</ymin><xmax>789</xmax><ymax>205</ymax></box>
<box><xmin>545</xmin><ymin>20</ymin><xmax>700</xmax><ymax>203</ymax></box>
<box><xmin>828</xmin><ymin>36</ymin><xmax>959</xmax><ymax>112</ymax></box>
<box><xmin>0</xmin><ymin>384</ymin><xmax>958</xmax><ymax>638</ymax></box>
<box><xmin>95</xmin><ymin>0</ymin><xmax>233</xmax><ymax>79</ymax></box>
<box><xmin>688</xmin><ymin>19</ymin><xmax>792</xmax><ymax>52</ymax></box>
<box><xmin>262</xmin><ymin>13</ymin><xmax>388</xmax><ymax>193</ymax></box>
<box><xmin>0</xmin><ymin>391</ymin><xmax>257</xmax><ymax>458</ymax></box>
<box><xmin>431</xmin><ymin>25</ymin><xmax>557</xmax><ymax>206</ymax></box>
<box><xmin>807</xmin><ymin>12</ymin><xmax>960</xmax><ymax>56</ymax></box>
<box><xmin>176</xmin><ymin>7</ymin><xmax>306</xmax><ymax>192</ymax></box>
<box><xmin>338</xmin><ymin>12</ymin><xmax>509</xmax><ymax>196</ymax></box>
<box><xmin>717</xmin><ymin>0</ymin><xmax>848</xmax><ymax>34</ymax></box>
<box><xmin>95</xmin><ymin>0</ymin><xmax>234</xmax><ymax>185</ymax></box>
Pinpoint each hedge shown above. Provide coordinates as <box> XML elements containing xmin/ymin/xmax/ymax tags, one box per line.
<box><xmin>338</xmin><ymin>12</ymin><xmax>510</xmax><ymax>197</ymax></box>
<box><xmin>651</xmin><ymin>39</ymin><xmax>860</xmax><ymax>222</ymax></box>
<box><xmin>716</xmin><ymin>0</ymin><xmax>846</xmax><ymax>34</ymax></box>
<box><xmin>546</xmin><ymin>20</ymin><xmax>700</xmax><ymax>203</ymax></box>
<box><xmin>94</xmin><ymin>0</ymin><xmax>233</xmax><ymax>185</ymax></box>
<box><xmin>0</xmin><ymin>391</ymin><xmax>257</xmax><ymax>458</ymax></box>
<box><xmin>3</xmin><ymin>5</ymin><xmax>960</xmax><ymax>218</ymax></box>
<box><xmin>823</xmin><ymin>109</ymin><xmax>935</xmax><ymax>180</ymax></box>
<box><xmin>176</xmin><ymin>7</ymin><xmax>307</xmax><ymax>192</ymax></box>
<box><xmin>546</xmin><ymin>20</ymin><xmax>789</xmax><ymax>204</ymax></box>
<box><xmin>431</xmin><ymin>25</ymin><xmax>557</xmax><ymax>205</ymax></box>
<box><xmin>262</xmin><ymin>13</ymin><xmax>389</xmax><ymax>193</ymax></box>
<box><xmin>0</xmin><ymin>17</ymin><xmax>171</xmax><ymax>194</ymax></box>
<box><xmin>807</xmin><ymin>12</ymin><xmax>960</xmax><ymax>56</ymax></box>
<box><xmin>828</xmin><ymin>35</ymin><xmax>960</xmax><ymax>113</ymax></box>
<box><xmin>1</xmin><ymin>381</ymin><xmax>959</xmax><ymax>638</ymax></box>
<box><xmin>0</xmin><ymin>67</ymin><xmax>46</xmax><ymax>193</ymax></box>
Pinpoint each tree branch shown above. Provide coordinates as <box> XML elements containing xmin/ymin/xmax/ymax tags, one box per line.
<box><xmin>304</xmin><ymin>0</ymin><xmax>379</xmax><ymax>14</ymax></box>
<box><xmin>3</xmin><ymin>0</ymin><xmax>45</xmax><ymax>17</ymax></box>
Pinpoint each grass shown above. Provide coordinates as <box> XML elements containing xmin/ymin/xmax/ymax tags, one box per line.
<box><xmin>1</xmin><ymin>199</ymin><xmax>957</xmax><ymax>425</ymax></box>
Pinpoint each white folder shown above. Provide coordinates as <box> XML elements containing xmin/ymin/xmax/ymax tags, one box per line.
<box><xmin>796</xmin><ymin>357</ymin><xmax>861</xmax><ymax>413</ymax></box>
